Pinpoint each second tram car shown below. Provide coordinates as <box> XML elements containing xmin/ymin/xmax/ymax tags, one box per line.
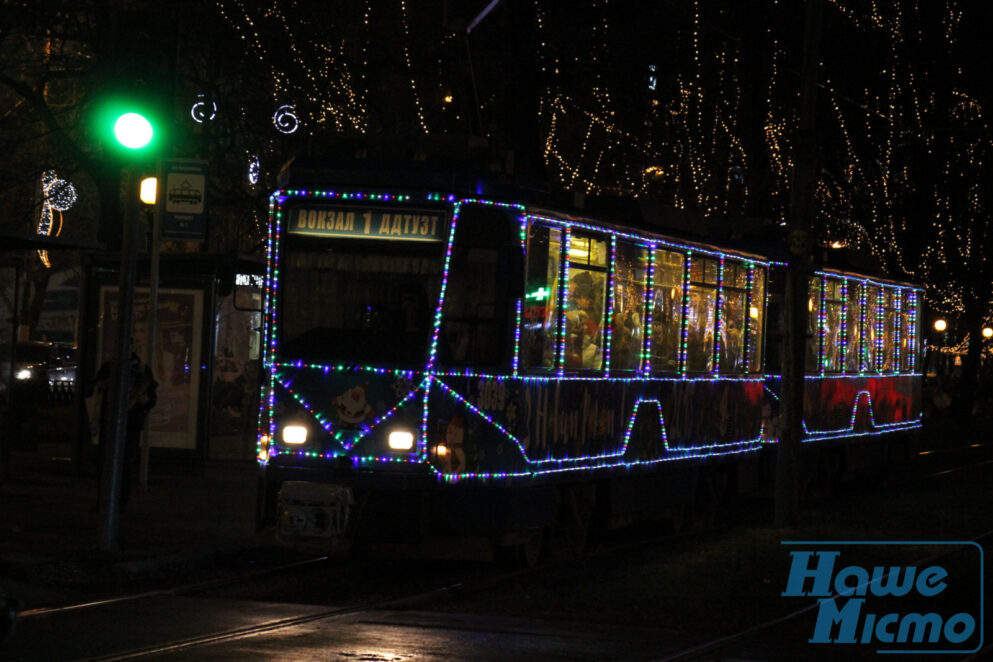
<box><xmin>256</xmin><ymin>162</ymin><xmax>922</xmax><ymax>558</ymax></box>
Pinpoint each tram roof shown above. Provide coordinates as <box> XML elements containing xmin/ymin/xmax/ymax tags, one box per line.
<box><xmin>278</xmin><ymin>150</ymin><xmax>914</xmax><ymax>287</ymax></box>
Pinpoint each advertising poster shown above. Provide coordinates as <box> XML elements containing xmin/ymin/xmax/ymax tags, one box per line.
<box><xmin>98</xmin><ymin>286</ymin><xmax>203</xmax><ymax>450</ymax></box>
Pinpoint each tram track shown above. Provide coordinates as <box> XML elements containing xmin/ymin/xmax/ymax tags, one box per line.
<box><xmin>16</xmin><ymin>439</ymin><xmax>987</xmax><ymax>660</ymax></box>
<box><xmin>651</xmin><ymin>451</ymin><xmax>993</xmax><ymax>662</ymax></box>
<box><xmin>17</xmin><ymin>553</ymin><xmax>332</xmax><ymax>619</ymax></box>
<box><xmin>19</xmin><ymin>518</ymin><xmax>729</xmax><ymax>661</ymax></box>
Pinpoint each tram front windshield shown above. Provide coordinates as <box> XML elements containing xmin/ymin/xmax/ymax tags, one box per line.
<box><xmin>278</xmin><ymin>239</ymin><xmax>444</xmax><ymax>366</ymax></box>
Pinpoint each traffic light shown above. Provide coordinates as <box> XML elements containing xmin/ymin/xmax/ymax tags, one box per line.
<box><xmin>114</xmin><ymin>112</ymin><xmax>153</xmax><ymax>149</ymax></box>
<box><xmin>95</xmin><ymin>96</ymin><xmax>165</xmax><ymax>157</ymax></box>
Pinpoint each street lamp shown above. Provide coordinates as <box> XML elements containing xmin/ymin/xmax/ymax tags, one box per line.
<box><xmin>983</xmin><ymin>327</ymin><xmax>993</xmax><ymax>339</ymax></box>
<box><xmin>934</xmin><ymin>319</ymin><xmax>947</xmax><ymax>333</ymax></box>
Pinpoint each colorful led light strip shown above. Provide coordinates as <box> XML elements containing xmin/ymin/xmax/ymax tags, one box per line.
<box><xmin>643</xmin><ymin>246</ymin><xmax>656</xmax><ymax>376</ymax></box>
<box><xmin>604</xmin><ymin>235</ymin><xmax>617</xmax><ymax>373</ymax></box>
<box><xmin>270</xmin><ymin>370</ymin><xmax>420</xmax><ymax>451</ymax></box>
<box><xmin>556</xmin><ymin>227</ymin><xmax>572</xmax><ymax>376</ymax></box>
<box><xmin>679</xmin><ymin>250</ymin><xmax>692</xmax><ymax>375</ymax></box>
<box><xmin>260</xmin><ymin>189</ymin><xmax>925</xmax><ymax>481</ymax></box>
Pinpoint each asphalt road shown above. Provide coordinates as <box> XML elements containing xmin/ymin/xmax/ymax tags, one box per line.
<box><xmin>5</xmin><ymin>596</ymin><xmax>678</xmax><ymax>661</ymax></box>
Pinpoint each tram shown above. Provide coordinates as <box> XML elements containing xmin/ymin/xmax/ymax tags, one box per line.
<box><xmin>255</xmin><ymin>159</ymin><xmax>923</xmax><ymax>558</ymax></box>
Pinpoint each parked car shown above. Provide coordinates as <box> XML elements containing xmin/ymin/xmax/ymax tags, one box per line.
<box><xmin>0</xmin><ymin>341</ymin><xmax>78</xmax><ymax>405</ymax></box>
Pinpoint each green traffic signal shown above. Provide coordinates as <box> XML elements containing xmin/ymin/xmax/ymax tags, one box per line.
<box><xmin>95</xmin><ymin>95</ymin><xmax>164</xmax><ymax>157</ymax></box>
<box><xmin>113</xmin><ymin>112</ymin><xmax>153</xmax><ymax>149</ymax></box>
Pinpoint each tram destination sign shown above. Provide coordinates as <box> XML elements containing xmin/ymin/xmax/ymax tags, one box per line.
<box><xmin>286</xmin><ymin>204</ymin><xmax>446</xmax><ymax>242</ymax></box>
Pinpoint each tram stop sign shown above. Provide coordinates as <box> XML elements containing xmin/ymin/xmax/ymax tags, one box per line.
<box><xmin>162</xmin><ymin>158</ymin><xmax>208</xmax><ymax>240</ymax></box>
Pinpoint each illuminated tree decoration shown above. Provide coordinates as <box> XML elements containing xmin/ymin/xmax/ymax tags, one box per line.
<box><xmin>45</xmin><ymin>175</ymin><xmax>77</xmax><ymax>211</ymax></box>
<box><xmin>35</xmin><ymin>170</ymin><xmax>76</xmax><ymax>268</ymax></box>
<box><xmin>247</xmin><ymin>153</ymin><xmax>261</xmax><ymax>185</ymax></box>
<box><xmin>272</xmin><ymin>104</ymin><xmax>299</xmax><ymax>134</ymax></box>
<box><xmin>190</xmin><ymin>94</ymin><xmax>218</xmax><ymax>123</ymax></box>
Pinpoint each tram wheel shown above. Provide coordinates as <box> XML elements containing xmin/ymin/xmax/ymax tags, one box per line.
<box><xmin>493</xmin><ymin>528</ymin><xmax>544</xmax><ymax>569</ymax></box>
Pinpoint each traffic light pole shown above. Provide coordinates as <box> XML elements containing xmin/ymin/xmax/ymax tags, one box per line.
<box><xmin>97</xmin><ymin>167</ymin><xmax>140</xmax><ymax>552</ymax></box>
<box><xmin>140</xmin><ymin>159</ymin><xmax>164</xmax><ymax>489</ymax></box>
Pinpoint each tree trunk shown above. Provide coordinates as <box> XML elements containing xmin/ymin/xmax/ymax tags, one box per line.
<box><xmin>958</xmin><ymin>295</ymin><xmax>985</xmax><ymax>418</ymax></box>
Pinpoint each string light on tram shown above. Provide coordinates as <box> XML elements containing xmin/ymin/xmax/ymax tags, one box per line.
<box><xmin>260</xmin><ymin>189</ymin><xmax>924</xmax><ymax>481</ymax></box>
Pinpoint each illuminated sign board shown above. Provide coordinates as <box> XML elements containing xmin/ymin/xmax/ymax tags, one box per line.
<box><xmin>286</xmin><ymin>205</ymin><xmax>446</xmax><ymax>242</ymax></box>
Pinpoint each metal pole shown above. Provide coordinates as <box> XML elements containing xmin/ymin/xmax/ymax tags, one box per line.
<box><xmin>140</xmin><ymin>161</ymin><xmax>163</xmax><ymax>489</ymax></box>
<box><xmin>98</xmin><ymin>168</ymin><xmax>140</xmax><ymax>552</ymax></box>
<box><xmin>1</xmin><ymin>264</ymin><xmax>20</xmax><ymax>483</ymax></box>
<box><xmin>775</xmin><ymin>0</ymin><xmax>821</xmax><ymax>527</ymax></box>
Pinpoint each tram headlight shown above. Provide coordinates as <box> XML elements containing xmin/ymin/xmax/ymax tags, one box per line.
<box><xmin>282</xmin><ymin>424</ymin><xmax>308</xmax><ymax>445</ymax></box>
<box><xmin>388</xmin><ymin>429</ymin><xmax>415</xmax><ymax>451</ymax></box>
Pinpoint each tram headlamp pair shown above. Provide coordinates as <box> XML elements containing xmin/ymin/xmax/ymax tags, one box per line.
<box><xmin>281</xmin><ymin>424</ymin><xmax>414</xmax><ymax>451</ymax></box>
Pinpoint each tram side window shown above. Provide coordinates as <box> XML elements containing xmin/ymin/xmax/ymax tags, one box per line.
<box><xmin>900</xmin><ymin>290</ymin><xmax>917</xmax><ymax>372</ymax></box>
<box><xmin>747</xmin><ymin>266</ymin><xmax>766</xmax><ymax>373</ymax></box>
<box><xmin>610</xmin><ymin>242</ymin><xmax>648</xmax><ymax>371</ymax></box>
<box><xmin>881</xmin><ymin>289</ymin><xmax>896</xmax><ymax>372</ymax></box>
<box><xmin>564</xmin><ymin>234</ymin><xmax>608</xmax><ymax>370</ymax></box>
<box><xmin>865</xmin><ymin>285</ymin><xmax>880</xmax><ymax>371</ymax></box>
<box><xmin>522</xmin><ymin>224</ymin><xmax>561</xmax><ymax>369</ymax></box>
<box><xmin>822</xmin><ymin>278</ymin><xmax>843</xmax><ymax>372</ymax></box>
<box><xmin>651</xmin><ymin>249</ymin><xmax>685</xmax><ymax>372</ymax></box>
<box><xmin>686</xmin><ymin>256</ymin><xmax>718</xmax><ymax>372</ymax></box>
<box><xmin>805</xmin><ymin>277</ymin><xmax>821</xmax><ymax>372</ymax></box>
<box><xmin>845</xmin><ymin>282</ymin><xmax>863</xmax><ymax>372</ymax></box>
<box><xmin>440</xmin><ymin>206</ymin><xmax>519</xmax><ymax>367</ymax></box>
<box><xmin>719</xmin><ymin>261</ymin><xmax>747</xmax><ymax>373</ymax></box>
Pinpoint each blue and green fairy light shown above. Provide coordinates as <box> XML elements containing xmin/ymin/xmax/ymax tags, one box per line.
<box><xmin>258</xmin><ymin>188</ymin><xmax>923</xmax><ymax>478</ymax></box>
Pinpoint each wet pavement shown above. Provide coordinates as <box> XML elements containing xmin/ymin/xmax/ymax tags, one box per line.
<box><xmin>0</xmin><ymin>442</ymin><xmax>260</xmax><ymax>610</ymax></box>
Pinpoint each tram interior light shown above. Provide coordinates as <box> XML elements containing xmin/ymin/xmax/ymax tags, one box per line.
<box><xmin>388</xmin><ymin>430</ymin><xmax>415</xmax><ymax>451</ymax></box>
<box><xmin>282</xmin><ymin>425</ymin><xmax>308</xmax><ymax>445</ymax></box>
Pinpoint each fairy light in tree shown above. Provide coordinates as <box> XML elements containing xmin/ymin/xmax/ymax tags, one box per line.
<box><xmin>217</xmin><ymin>0</ymin><xmax>370</xmax><ymax>133</ymax></box>
<box><xmin>399</xmin><ymin>0</ymin><xmax>429</xmax><ymax>134</ymax></box>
